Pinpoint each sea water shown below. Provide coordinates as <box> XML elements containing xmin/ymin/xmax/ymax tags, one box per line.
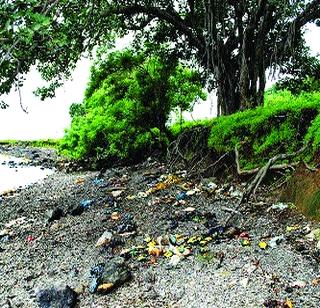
<box><xmin>0</xmin><ymin>154</ymin><xmax>54</xmax><ymax>194</ymax></box>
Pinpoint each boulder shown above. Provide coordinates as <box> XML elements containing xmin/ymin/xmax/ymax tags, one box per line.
<box><xmin>89</xmin><ymin>257</ymin><xmax>131</xmax><ymax>294</ymax></box>
<box><xmin>36</xmin><ymin>285</ymin><xmax>78</xmax><ymax>308</ymax></box>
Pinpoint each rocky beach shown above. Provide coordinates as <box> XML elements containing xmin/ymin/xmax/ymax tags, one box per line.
<box><xmin>0</xmin><ymin>145</ymin><xmax>320</xmax><ymax>307</ymax></box>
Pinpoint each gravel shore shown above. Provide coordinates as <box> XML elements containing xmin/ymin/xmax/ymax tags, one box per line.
<box><xmin>0</xmin><ymin>146</ymin><xmax>319</xmax><ymax>307</ymax></box>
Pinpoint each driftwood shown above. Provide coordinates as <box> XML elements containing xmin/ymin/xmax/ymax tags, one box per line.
<box><xmin>225</xmin><ymin>144</ymin><xmax>308</xmax><ymax>226</ymax></box>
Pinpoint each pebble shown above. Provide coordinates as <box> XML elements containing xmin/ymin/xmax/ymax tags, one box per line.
<box><xmin>96</xmin><ymin>231</ymin><xmax>113</xmax><ymax>247</ymax></box>
<box><xmin>46</xmin><ymin>208</ymin><xmax>64</xmax><ymax>223</ymax></box>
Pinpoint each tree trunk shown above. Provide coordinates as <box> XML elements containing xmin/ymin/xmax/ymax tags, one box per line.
<box><xmin>216</xmin><ymin>75</ymin><xmax>240</xmax><ymax>116</ymax></box>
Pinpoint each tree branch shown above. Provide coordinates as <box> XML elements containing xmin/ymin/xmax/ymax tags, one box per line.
<box><xmin>107</xmin><ymin>4</ymin><xmax>205</xmax><ymax>50</ymax></box>
<box><xmin>294</xmin><ymin>0</ymin><xmax>320</xmax><ymax>28</ymax></box>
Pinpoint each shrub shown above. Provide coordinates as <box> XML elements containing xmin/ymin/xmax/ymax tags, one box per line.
<box><xmin>60</xmin><ymin>49</ymin><xmax>205</xmax><ymax>163</ymax></box>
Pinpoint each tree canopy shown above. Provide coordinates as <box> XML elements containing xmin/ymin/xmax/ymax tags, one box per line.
<box><xmin>1</xmin><ymin>0</ymin><xmax>319</xmax><ymax>115</ymax></box>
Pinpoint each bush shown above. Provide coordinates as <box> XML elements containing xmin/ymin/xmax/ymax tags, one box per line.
<box><xmin>60</xmin><ymin>49</ymin><xmax>205</xmax><ymax>163</ymax></box>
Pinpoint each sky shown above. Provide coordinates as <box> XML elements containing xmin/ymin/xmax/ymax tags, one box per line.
<box><xmin>0</xmin><ymin>24</ymin><xmax>319</xmax><ymax>140</ymax></box>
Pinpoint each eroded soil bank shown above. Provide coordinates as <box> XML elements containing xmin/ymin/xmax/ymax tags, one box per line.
<box><xmin>0</xmin><ymin>146</ymin><xmax>320</xmax><ymax>307</ymax></box>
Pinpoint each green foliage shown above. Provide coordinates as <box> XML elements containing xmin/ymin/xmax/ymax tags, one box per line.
<box><xmin>1</xmin><ymin>0</ymin><xmax>319</xmax><ymax>116</ymax></box>
<box><xmin>306</xmin><ymin>190</ymin><xmax>320</xmax><ymax>218</ymax></box>
<box><xmin>169</xmin><ymin>119</ymin><xmax>213</xmax><ymax>139</ymax></box>
<box><xmin>207</xmin><ymin>90</ymin><xmax>320</xmax><ymax>168</ymax></box>
<box><xmin>60</xmin><ymin>49</ymin><xmax>205</xmax><ymax>162</ymax></box>
<box><xmin>170</xmin><ymin>90</ymin><xmax>320</xmax><ymax>169</ymax></box>
<box><xmin>275</xmin><ymin>55</ymin><xmax>320</xmax><ymax>95</ymax></box>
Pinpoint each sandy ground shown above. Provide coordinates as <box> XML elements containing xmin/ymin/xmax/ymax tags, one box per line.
<box><xmin>0</xmin><ymin>146</ymin><xmax>320</xmax><ymax>308</ymax></box>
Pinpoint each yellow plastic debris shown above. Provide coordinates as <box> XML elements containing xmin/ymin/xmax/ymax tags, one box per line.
<box><xmin>258</xmin><ymin>241</ymin><xmax>268</xmax><ymax>249</ymax></box>
<box><xmin>97</xmin><ymin>283</ymin><xmax>114</xmax><ymax>292</ymax></box>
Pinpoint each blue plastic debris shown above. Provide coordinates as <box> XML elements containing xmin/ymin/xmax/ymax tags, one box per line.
<box><xmin>208</xmin><ymin>226</ymin><xmax>225</xmax><ymax>236</ymax></box>
<box><xmin>92</xmin><ymin>178</ymin><xmax>107</xmax><ymax>187</ymax></box>
<box><xmin>176</xmin><ymin>192</ymin><xmax>187</xmax><ymax>201</ymax></box>
<box><xmin>80</xmin><ymin>199</ymin><xmax>94</xmax><ymax>209</ymax></box>
<box><xmin>89</xmin><ymin>263</ymin><xmax>105</xmax><ymax>293</ymax></box>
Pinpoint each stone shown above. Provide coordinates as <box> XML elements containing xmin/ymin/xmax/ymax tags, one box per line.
<box><xmin>36</xmin><ymin>285</ymin><xmax>78</xmax><ymax>308</ymax></box>
<box><xmin>69</xmin><ymin>205</ymin><xmax>84</xmax><ymax>216</ymax></box>
<box><xmin>96</xmin><ymin>231</ymin><xmax>113</xmax><ymax>247</ymax></box>
<box><xmin>46</xmin><ymin>208</ymin><xmax>64</xmax><ymax>223</ymax></box>
<box><xmin>223</xmin><ymin>226</ymin><xmax>238</xmax><ymax>238</ymax></box>
<box><xmin>89</xmin><ymin>257</ymin><xmax>131</xmax><ymax>294</ymax></box>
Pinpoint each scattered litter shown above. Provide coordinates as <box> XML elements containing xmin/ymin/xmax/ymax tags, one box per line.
<box><xmin>111</xmin><ymin>190</ymin><xmax>123</xmax><ymax>198</ymax></box>
<box><xmin>259</xmin><ymin>241</ymin><xmax>268</xmax><ymax>250</ymax></box>
<box><xmin>207</xmin><ymin>182</ymin><xmax>218</xmax><ymax>190</ymax></box>
<box><xmin>176</xmin><ymin>192</ymin><xmax>187</xmax><ymax>201</ymax></box>
<box><xmin>92</xmin><ymin>178</ymin><xmax>106</xmax><ymax>186</ymax></box>
<box><xmin>75</xmin><ymin>177</ymin><xmax>84</xmax><ymax>185</ymax></box>
<box><xmin>229</xmin><ymin>187</ymin><xmax>242</xmax><ymax>198</ymax></box>
<box><xmin>137</xmin><ymin>192</ymin><xmax>148</xmax><ymax>198</ymax></box>
<box><xmin>268</xmin><ymin>202</ymin><xmax>295</xmax><ymax>211</ymax></box>
<box><xmin>104</xmin><ymin>196</ymin><xmax>114</xmax><ymax>207</ymax></box>
<box><xmin>240</xmin><ymin>239</ymin><xmax>251</xmax><ymax>246</ymax></box>
<box><xmin>182</xmin><ymin>207</ymin><xmax>196</xmax><ymax>212</ymax></box>
<box><xmin>208</xmin><ymin>226</ymin><xmax>225</xmax><ymax>236</ymax></box>
<box><xmin>186</xmin><ymin>188</ymin><xmax>199</xmax><ymax>196</ymax></box>
<box><xmin>290</xmin><ymin>280</ymin><xmax>307</xmax><ymax>288</ymax></box>
<box><xmin>286</xmin><ymin>225</ymin><xmax>300</xmax><ymax>232</ymax></box>
<box><xmin>263</xmin><ymin>299</ymin><xmax>293</xmax><ymax>308</ymax></box>
<box><xmin>269</xmin><ymin>236</ymin><xmax>285</xmax><ymax>248</ymax></box>
<box><xmin>80</xmin><ymin>199</ymin><xmax>94</xmax><ymax>209</ymax></box>
<box><xmin>126</xmin><ymin>195</ymin><xmax>136</xmax><ymax>200</ymax></box>
<box><xmin>116</xmin><ymin>214</ymin><xmax>136</xmax><ymax>234</ymax></box>
<box><xmin>0</xmin><ymin>229</ymin><xmax>12</xmax><ymax>238</ymax></box>
<box><xmin>69</xmin><ymin>199</ymin><xmax>94</xmax><ymax>216</ymax></box>
<box><xmin>167</xmin><ymin>255</ymin><xmax>181</xmax><ymax>268</ymax></box>
<box><xmin>26</xmin><ymin>235</ymin><xmax>35</xmax><ymax>242</ymax></box>
<box><xmin>239</xmin><ymin>232</ymin><xmax>249</xmax><ymax>239</ymax></box>
<box><xmin>311</xmin><ymin>277</ymin><xmax>320</xmax><ymax>286</ymax></box>
<box><xmin>111</xmin><ymin>212</ymin><xmax>121</xmax><ymax>221</ymax></box>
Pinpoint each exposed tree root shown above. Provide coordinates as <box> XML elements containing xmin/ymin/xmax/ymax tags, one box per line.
<box><xmin>225</xmin><ymin>144</ymin><xmax>308</xmax><ymax>226</ymax></box>
<box><xmin>167</xmin><ymin>126</ymin><xmax>215</xmax><ymax>177</ymax></box>
<box><xmin>235</xmin><ymin>146</ymin><xmax>298</xmax><ymax>175</ymax></box>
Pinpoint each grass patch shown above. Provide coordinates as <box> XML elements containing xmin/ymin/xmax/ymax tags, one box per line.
<box><xmin>170</xmin><ymin>90</ymin><xmax>320</xmax><ymax>170</ymax></box>
<box><xmin>0</xmin><ymin>139</ymin><xmax>60</xmax><ymax>149</ymax></box>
